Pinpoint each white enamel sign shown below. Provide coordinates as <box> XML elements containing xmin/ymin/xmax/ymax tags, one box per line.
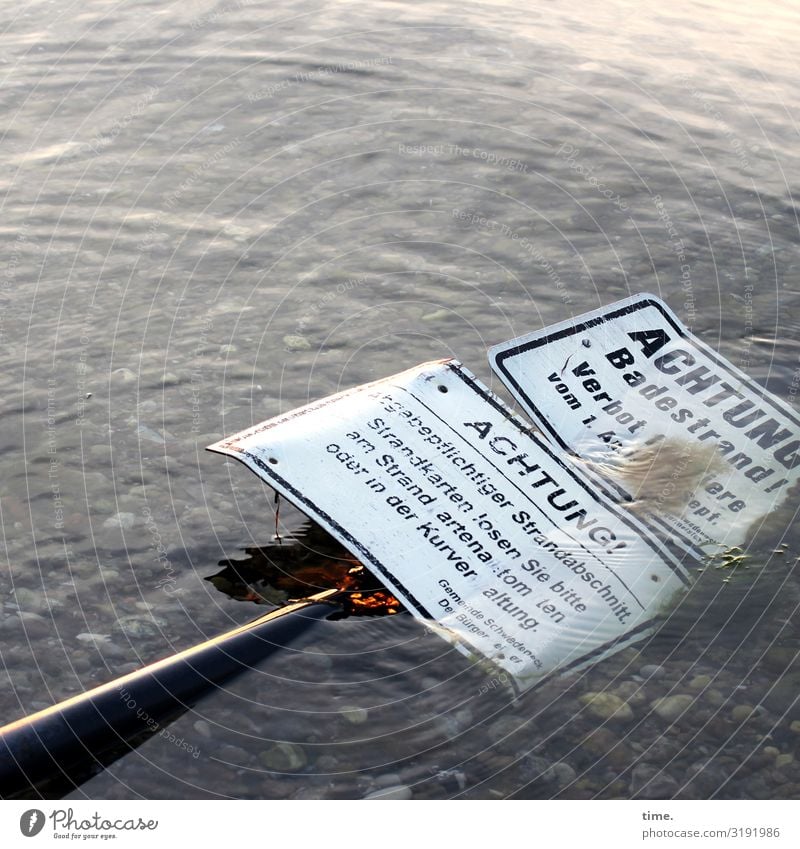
<box><xmin>489</xmin><ymin>294</ymin><xmax>800</xmax><ymax>553</ymax></box>
<box><xmin>209</xmin><ymin>360</ymin><xmax>689</xmax><ymax>690</ymax></box>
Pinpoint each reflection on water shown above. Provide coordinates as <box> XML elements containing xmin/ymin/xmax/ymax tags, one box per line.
<box><xmin>61</xmin><ymin>514</ymin><xmax>800</xmax><ymax>800</ymax></box>
<box><xmin>1</xmin><ymin>0</ymin><xmax>799</xmax><ymax>798</ymax></box>
<box><xmin>207</xmin><ymin>522</ymin><xmax>403</xmax><ymax>615</ymax></box>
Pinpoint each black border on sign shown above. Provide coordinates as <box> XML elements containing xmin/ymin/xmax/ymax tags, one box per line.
<box><xmin>493</xmin><ymin>297</ymin><xmax>678</xmax><ymax>449</ymax></box>
<box><xmin>214</xmin><ymin>448</ymin><xmax>435</xmax><ymax>622</ymax></box>
<box><xmin>445</xmin><ymin>363</ymin><xmax>692</xmax><ymax>587</ymax></box>
<box><xmin>553</xmin><ymin>617</ymin><xmax>656</xmax><ymax>677</ymax></box>
<box><xmin>491</xmin><ymin>297</ymin><xmax>702</xmax><ymax>551</ymax></box>
<box><xmin>492</xmin><ymin>294</ymin><xmax>800</xmax><ymax>450</ymax></box>
<box><xmin>208</xmin><ymin>359</ymin><xmax>692</xmax><ymax>691</ymax></box>
<box><xmin>490</xmin><ymin>295</ymin><xmax>800</xmax><ymax>555</ymax></box>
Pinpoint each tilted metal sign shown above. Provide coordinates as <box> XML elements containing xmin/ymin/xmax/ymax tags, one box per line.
<box><xmin>489</xmin><ymin>293</ymin><xmax>800</xmax><ymax>553</ymax></box>
<box><xmin>209</xmin><ymin>360</ymin><xmax>690</xmax><ymax>690</ymax></box>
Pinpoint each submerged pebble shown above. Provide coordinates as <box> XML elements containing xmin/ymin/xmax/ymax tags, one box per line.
<box><xmin>487</xmin><ymin>716</ymin><xmax>525</xmax><ymax>752</ymax></box>
<box><xmin>13</xmin><ymin>588</ymin><xmax>50</xmax><ymax>613</ymax></box>
<box><xmin>651</xmin><ymin>695</ymin><xmax>694</xmax><ymax>722</ymax></box>
<box><xmin>639</xmin><ymin>664</ymin><xmax>667</xmax><ymax>680</ymax></box>
<box><xmin>102</xmin><ymin>512</ymin><xmax>136</xmax><ymax>530</ymax></box>
<box><xmin>282</xmin><ymin>335</ymin><xmax>311</xmax><ymax>352</ymax></box>
<box><xmin>730</xmin><ymin>704</ymin><xmax>758</xmax><ymax>722</ymax></box>
<box><xmin>339</xmin><ymin>706</ymin><xmax>369</xmax><ymax>725</ymax></box>
<box><xmin>364</xmin><ymin>784</ymin><xmax>412</xmax><ymax>800</ymax></box>
<box><xmin>112</xmin><ymin>614</ymin><xmax>168</xmax><ymax>638</ymax></box>
<box><xmin>371</xmin><ymin>772</ymin><xmax>404</xmax><ymax>789</ymax></box>
<box><xmin>613</xmin><ymin>680</ymin><xmax>648</xmax><ymax>705</ymax></box>
<box><xmin>259</xmin><ymin>742</ymin><xmax>307</xmax><ymax>772</ymax></box>
<box><xmin>193</xmin><ymin>720</ymin><xmax>213</xmax><ymax>739</ymax></box>
<box><xmin>580</xmin><ymin>692</ymin><xmax>634</xmax><ymax>723</ymax></box>
<box><xmin>76</xmin><ymin>632</ymin><xmax>110</xmax><ymax>643</ymax></box>
<box><xmin>630</xmin><ymin>763</ymin><xmax>680</xmax><ymax>799</ymax></box>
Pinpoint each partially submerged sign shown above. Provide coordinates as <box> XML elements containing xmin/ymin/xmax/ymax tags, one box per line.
<box><xmin>209</xmin><ymin>360</ymin><xmax>689</xmax><ymax>690</ymax></box>
<box><xmin>489</xmin><ymin>294</ymin><xmax>800</xmax><ymax>552</ymax></box>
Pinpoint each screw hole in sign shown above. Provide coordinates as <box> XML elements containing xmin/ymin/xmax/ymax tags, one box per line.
<box><xmin>268</xmin><ymin>457</ymin><xmax>279</xmax><ymax>465</ymax></box>
<box><xmin>438</xmin><ymin>385</ymin><xmax>448</xmax><ymax>393</ymax></box>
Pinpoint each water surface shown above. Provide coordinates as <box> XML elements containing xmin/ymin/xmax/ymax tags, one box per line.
<box><xmin>1</xmin><ymin>0</ymin><xmax>799</xmax><ymax>799</ymax></box>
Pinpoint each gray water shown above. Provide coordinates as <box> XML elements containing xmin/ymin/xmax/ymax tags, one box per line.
<box><xmin>2</xmin><ymin>0</ymin><xmax>800</xmax><ymax>799</ymax></box>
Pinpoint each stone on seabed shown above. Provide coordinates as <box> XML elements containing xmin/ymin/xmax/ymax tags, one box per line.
<box><xmin>259</xmin><ymin>742</ymin><xmax>307</xmax><ymax>772</ymax></box>
<box><xmin>364</xmin><ymin>784</ymin><xmax>412</xmax><ymax>800</ymax></box>
<box><xmin>651</xmin><ymin>694</ymin><xmax>694</xmax><ymax>722</ymax></box>
<box><xmin>579</xmin><ymin>692</ymin><xmax>634</xmax><ymax>722</ymax></box>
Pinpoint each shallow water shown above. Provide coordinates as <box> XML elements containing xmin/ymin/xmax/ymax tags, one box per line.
<box><xmin>1</xmin><ymin>0</ymin><xmax>799</xmax><ymax>799</ymax></box>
